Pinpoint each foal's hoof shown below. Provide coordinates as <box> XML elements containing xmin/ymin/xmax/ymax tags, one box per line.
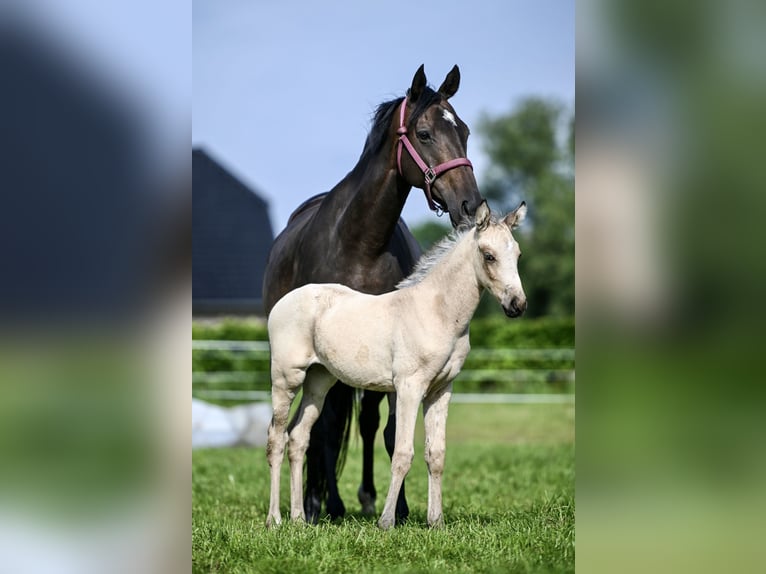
<box><xmin>377</xmin><ymin>515</ymin><xmax>395</xmax><ymax>530</ymax></box>
<box><xmin>265</xmin><ymin>514</ymin><xmax>281</xmax><ymax>528</ymax></box>
<box><xmin>428</xmin><ymin>516</ymin><xmax>445</xmax><ymax>529</ymax></box>
<box><xmin>357</xmin><ymin>486</ymin><xmax>376</xmax><ymax>516</ymax></box>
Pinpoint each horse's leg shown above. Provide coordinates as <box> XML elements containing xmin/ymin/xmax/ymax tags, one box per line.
<box><xmin>358</xmin><ymin>390</ymin><xmax>384</xmax><ymax>515</ymax></box>
<box><xmin>265</xmin><ymin>369</ymin><xmax>300</xmax><ymax>528</ymax></box>
<box><xmin>303</xmin><ymin>422</ymin><xmax>323</xmax><ymax>524</ymax></box>
<box><xmin>383</xmin><ymin>392</ymin><xmax>410</xmax><ymax>522</ymax></box>
<box><xmin>422</xmin><ymin>382</ymin><xmax>453</xmax><ymax>528</ymax></box>
<box><xmin>287</xmin><ymin>367</ymin><xmax>336</xmax><ymax>522</ymax></box>
<box><xmin>323</xmin><ymin>383</ymin><xmax>351</xmax><ymax>520</ymax></box>
<box><xmin>304</xmin><ymin>382</ymin><xmax>351</xmax><ymax>523</ymax></box>
<box><xmin>378</xmin><ymin>388</ymin><xmax>420</xmax><ymax>530</ymax></box>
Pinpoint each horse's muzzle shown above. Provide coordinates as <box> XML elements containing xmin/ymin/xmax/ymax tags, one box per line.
<box><xmin>503</xmin><ymin>296</ymin><xmax>527</xmax><ymax>318</ymax></box>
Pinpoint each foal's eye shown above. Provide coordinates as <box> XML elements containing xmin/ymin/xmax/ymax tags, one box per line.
<box><xmin>483</xmin><ymin>252</ymin><xmax>495</xmax><ymax>262</ymax></box>
<box><xmin>416</xmin><ymin>130</ymin><xmax>431</xmax><ymax>142</ymax></box>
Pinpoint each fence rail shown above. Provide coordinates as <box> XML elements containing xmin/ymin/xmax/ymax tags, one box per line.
<box><xmin>192</xmin><ymin>340</ymin><xmax>575</xmax><ymax>405</ymax></box>
<box><xmin>194</xmin><ymin>389</ymin><xmax>574</xmax><ymax>404</ymax></box>
<box><xmin>192</xmin><ymin>339</ymin><xmax>574</xmax><ymax>360</ymax></box>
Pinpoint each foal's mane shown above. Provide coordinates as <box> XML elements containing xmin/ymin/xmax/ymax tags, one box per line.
<box><xmin>397</xmin><ymin>213</ymin><xmax>503</xmax><ymax>289</ymax></box>
<box><xmin>396</xmin><ymin>227</ymin><xmax>465</xmax><ymax>290</ymax></box>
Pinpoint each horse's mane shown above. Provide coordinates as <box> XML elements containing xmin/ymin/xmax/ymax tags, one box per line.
<box><xmin>361</xmin><ymin>86</ymin><xmax>444</xmax><ymax>159</ymax></box>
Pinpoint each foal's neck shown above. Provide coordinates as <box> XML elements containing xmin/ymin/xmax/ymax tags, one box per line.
<box><xmin>413</xmin><ymin>236</ymin><xmax>483</xmax><ymax>336</ymax></box>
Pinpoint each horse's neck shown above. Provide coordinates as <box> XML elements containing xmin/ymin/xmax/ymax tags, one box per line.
<box><xmin>324</xmin><ymin>140</ymin><xmax>410</xmax><ymax>255</ymax></box>
<box><xmin>413</xmin><ymin>237</ymin><xmax>483</xmax><ymax>335</ymax></box>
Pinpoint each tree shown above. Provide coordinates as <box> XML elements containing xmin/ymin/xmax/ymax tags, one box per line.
<box><xmin>477</xmin><ymin>98</ymin><xmax>575</xmax><ymax>318</ymax></box>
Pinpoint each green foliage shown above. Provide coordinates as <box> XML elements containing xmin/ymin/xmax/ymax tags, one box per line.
<box><xmin>193</xmin><ymin>403</ymin><xmax>574</xmax><ymax>573</ymax></box>
<box><xmin>477</xmin><ymin>97</ymin><xmax>575</xmax><ymax>318</ymax></box>
<box><xmin>468</xmin><ymin>315</ymin><xmax>574</xmax><ymax>348</ymax></box>
<box><xmin>479</xmin><ymin>97</ymin><xmax>563</xmax><ymax>185</ymax></box>
<box><xmin>192</xmin><ymin>317</ymin><xmax>268</xmax><ymax>341</ymax></box>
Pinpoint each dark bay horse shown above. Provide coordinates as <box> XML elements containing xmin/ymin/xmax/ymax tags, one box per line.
<box><xmin>262</xmin><ymin>65</ymin><xmax>482</xmax><ymax>524</ymax></box>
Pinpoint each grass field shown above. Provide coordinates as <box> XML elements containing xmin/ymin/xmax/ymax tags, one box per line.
<box><xmin>193</xmin><ymin>402</ymin><xmax>574</xmax><ymax>573</ymax></box>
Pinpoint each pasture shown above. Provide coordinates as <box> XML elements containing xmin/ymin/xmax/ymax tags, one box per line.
<box><xmin>192</xmin><ymin>401</ymin><xmax>574</xmax><ymax>573</ymax></box>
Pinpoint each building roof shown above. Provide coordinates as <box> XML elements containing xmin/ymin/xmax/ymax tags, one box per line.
<box><xmin>193</xmin><ymin>148</ymin><xmax>274</xmax><ymax>315</ymax></box>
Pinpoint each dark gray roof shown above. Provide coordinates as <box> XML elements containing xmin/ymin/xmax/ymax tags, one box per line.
<box><xmin>193</xmin><ymin>148</ymin><xmax>274</xmax><ymax>314</ymax></box>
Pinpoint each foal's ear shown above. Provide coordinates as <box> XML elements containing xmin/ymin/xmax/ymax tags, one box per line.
<box><xmin>475</xmin><ymin>200</ymin><xmax>491</xmax><ymax>231</ymax></box>
<box><xmin>438</xmin><ymin>65</ymin><xmax>461</xmax><ymax>99</ymax></box>
<box><xmin>408</xmin><ymin>64</ymin><xmax>427</xmax><ymax>103</ymax></box>
<box><xmin>503</xmin><ymin>201</ymin><xmax>527</xmax><ymax>229</ymax></box>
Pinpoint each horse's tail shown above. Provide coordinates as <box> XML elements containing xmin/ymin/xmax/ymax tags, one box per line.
<box><xmin>335</xmin><ymin>384</ymin><xmax>357</xmax><ymax>478</ymax></box>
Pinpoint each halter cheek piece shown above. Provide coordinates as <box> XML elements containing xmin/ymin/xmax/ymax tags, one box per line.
<box><xmin>396</xmin><ymin>97</ymin><xmax>473</xmax><ymax>215</ymax></box>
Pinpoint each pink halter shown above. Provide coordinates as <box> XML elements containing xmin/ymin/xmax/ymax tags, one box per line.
<box><xmin>396</xmin><ymin>97</ymin><xmax>473</xmax><ymax>214</ymax></box>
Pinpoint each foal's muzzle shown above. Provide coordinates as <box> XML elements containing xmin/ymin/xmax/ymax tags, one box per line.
<box><xmin>503</xmin><ymin>296</ymin><xmax>527</xmax><ymax>318</ymax></box>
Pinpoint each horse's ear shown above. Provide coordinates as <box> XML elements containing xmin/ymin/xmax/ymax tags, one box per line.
<box><xmin>408</xmin><ymin>64</ymin><xmax>427</xmax><ymax>103</ymax></box>
<box><xmin>504</xmin><ymin>201</ymin><xmax>527</xmax><ymax>229</ymax></box>
<box><xmin>438</xmin><ymin>65</ymin><xmax>460</xmax><ymax>99</ymax></box>
<box><xmin>475</xmin><ymin>200</ymin><xmax>491</xmax><ymax>231</ymax></box>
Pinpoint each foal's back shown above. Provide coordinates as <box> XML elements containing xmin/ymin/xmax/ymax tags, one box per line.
<box><xmin>268</xmin><ymin>283</ymin><xmax>402</xmax><ymax>391</ymax></box>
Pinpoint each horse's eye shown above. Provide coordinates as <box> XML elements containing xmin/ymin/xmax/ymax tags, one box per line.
<box><xmin>483</xmin><ymin>252</ymin><xmax>495</xmax><ymax>262</ymax></box>
<box><xmin>416</xmin><ymin>130</ymin><xmax>431</xmax><ymax>142</ymax></box>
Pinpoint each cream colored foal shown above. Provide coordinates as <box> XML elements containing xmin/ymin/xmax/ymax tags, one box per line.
<box><xmin>265</xmin><ymin>200</ymin><xmax>527</xmax><ymax>529</ymax></box>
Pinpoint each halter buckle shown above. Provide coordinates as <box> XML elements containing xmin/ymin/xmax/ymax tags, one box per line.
<box><xmin>424</xmin><ymin>167</ymin><xmax>437</xmax><ymax>185</ymax></box>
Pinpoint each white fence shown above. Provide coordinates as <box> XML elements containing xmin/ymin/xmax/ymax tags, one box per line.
<box><xmin>192</xmin><ymin>340</ymin><xmax>575</xmax><ymax>405</ymax></box>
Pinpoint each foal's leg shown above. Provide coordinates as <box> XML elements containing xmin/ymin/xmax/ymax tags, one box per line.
<box><xmin>378</xmin><ymin>388</ymin><xmax>421</xmax><ymax>530</ymax></box>
<box><xmin>423</xmin><ymin>382</ymin><xmax>453</xmax><ymax>528</ymax></box>
<box><xmin>287</xmin><ymin>367</ymin><xmax>336</xmax><ymax>522</ymax></box>
<box><xmin>266</xmin><ymin>369</ymin><xmax>301</xmax><ymax>528</ymax></box>
<box><xmin>358</xmin><ymin>390</ymin><xmax>384</xmax><ymax>515</ymax></box>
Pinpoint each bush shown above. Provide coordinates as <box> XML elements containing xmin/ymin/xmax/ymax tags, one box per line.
<box><xmin>192</xmin><ymin>317</ymin><xmax>268</xmax><ymax>341</ymax></box>
<box><xmin>468</xmin><ymin>315</ymin><xmax>574</xmax><ymax>348</ymax></box>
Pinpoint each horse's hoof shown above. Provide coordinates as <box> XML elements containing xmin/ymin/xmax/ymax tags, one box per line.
<box><xmin>357</xmin><ymin>486</ymin><xmax>376</xmax><ymax>515</ymax></box>
<box><xmin>395</xmin><ymin>502</ymin><xmax>410</xmax><ymax>524</ymax></box>
<box><xmin>265</xmin><ymin>514</ymin><xmax>281</xmax><ymax>528</ymax></box>
<box><xmin>326</xmin><ymin>497</ymin><xmax>346</xmax><ymax>520</ymax></box>
<box><xmin>304</xmin><ymin>496</ymin><xmax>321</xmax><ymax>525</ymax></box>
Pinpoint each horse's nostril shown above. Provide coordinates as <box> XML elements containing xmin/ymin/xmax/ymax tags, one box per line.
<box><xmin>461</xmin><ymin>200</ymin><xmax>470</xmax><ymax>216</ymax></box>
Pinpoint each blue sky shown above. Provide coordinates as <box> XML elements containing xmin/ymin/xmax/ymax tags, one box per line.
<box><xmin>193</xmin><ymin>0</ymin><xmax>574</xmax><ymax>232</ymax></box>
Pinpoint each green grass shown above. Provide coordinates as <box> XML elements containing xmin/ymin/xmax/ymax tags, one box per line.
<box><xmin>193</xmin><ymin>403</ymin><xmax>574</xmax><ymax>573</ymax></box>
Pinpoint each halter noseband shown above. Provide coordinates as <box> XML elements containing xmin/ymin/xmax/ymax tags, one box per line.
<box><xmin>396</xmin><ymin>97</ymin><xmax>473</xmax><ymax>215</ymax></box>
